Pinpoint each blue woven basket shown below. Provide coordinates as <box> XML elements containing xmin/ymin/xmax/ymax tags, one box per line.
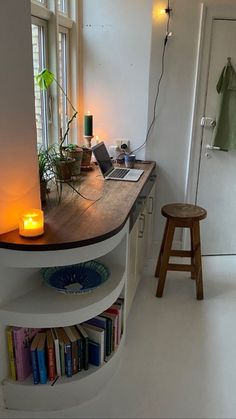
<box><xmin>41</xmin><ymin>260</ymin><xmax>110</xmax><ymax>294</ymax></box>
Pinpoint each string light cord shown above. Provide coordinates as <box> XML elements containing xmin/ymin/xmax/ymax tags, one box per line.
<box><xmin>65</xmin><ymin>180</ymin><xmax>103</xmax><ymax>202</ymax></box>
<box><xmin>131</xmin><ymin>2</ymin><xmax>172</xmax><ymax>156</ymax></box>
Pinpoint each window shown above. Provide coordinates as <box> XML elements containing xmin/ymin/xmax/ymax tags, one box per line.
<box><xmin>31</xmin><ymin>0</ymin><xmax>77</xmax><ymax>148</ymax></box>
<box><xmin>57</xmin><ymin>0</ymin><xmax>68</xmax><ymax>15</ymax></box>
<box><xmin>31</xmin><ymin>17</ymin><xmax>48</xmax><ymax>146</ymax></box>
<box><xmin>35</xmin><ymin>0</ymin><xmax>47</xmax><ymax>4</ymax></box>
<box><xmin>58</xmin><ymin>27</ymin><xmax>69</xmax><ymax>143</ymax></box>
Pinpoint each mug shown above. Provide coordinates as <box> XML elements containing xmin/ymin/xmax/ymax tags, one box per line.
<box><xmin>124</xmin><ymin>154</ymin><xmax>136</xmax><ymax>168</ymax></box>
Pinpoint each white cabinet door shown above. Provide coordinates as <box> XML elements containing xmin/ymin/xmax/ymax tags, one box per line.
<box><xmin>126</xmin><ymin>183</ymin><xmax>156</xmax><ymax>316</ymax></box>
<box><xmin>145</xmin><ymin>183</ymin><xmax>156</xmax><ymax>256</ymax></box>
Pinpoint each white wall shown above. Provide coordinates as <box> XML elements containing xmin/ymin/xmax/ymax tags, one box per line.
<box><xmin>83</xmin><ymin>0</ymin><xmax>236</xmax><ymax>253</ymax></box>
<box><xmin>147</xmin><ymin>0</ymin><xmax>236</xmax><ymax>250</ymax></box>
<box><xmin>0</xmin><ymin>0</ymin><xmax>40</xmax><ymax>235</ymax></box>
<box><xmin>82</xmin><ymin>0</ymin><xmax>153</xmax><ymax>156</ymax></box>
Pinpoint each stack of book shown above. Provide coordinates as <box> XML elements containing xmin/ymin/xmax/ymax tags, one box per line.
<box><xmin>6</xmin><ymin>297</ymin><xmax>124</xmax><ymax>384</ymax></box>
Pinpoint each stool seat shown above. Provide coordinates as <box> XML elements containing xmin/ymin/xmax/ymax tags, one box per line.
<box><xmin>155</xmin><ymin>203</ymin><xmax>207</xmax><ymax>300</ymax></box>
<box><xmin>162</xmin><ymin>203</ymin><xmax>207</xmax><ymax>221</ymax></box>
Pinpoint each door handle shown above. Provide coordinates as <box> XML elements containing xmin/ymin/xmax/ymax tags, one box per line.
<box><xmin>205</xmin><ymin>144</ymin><xmax>221</xmax><ymax>151</ymax></box>
<box><xmin>138</xmin><ymin>214</ymin><xmax>145</xmax><ymax>238</ymax></box>
<box><xmin>201</xmin><ymin>117</ymin><xmax>216</xmax><ymax>128</ymax></box>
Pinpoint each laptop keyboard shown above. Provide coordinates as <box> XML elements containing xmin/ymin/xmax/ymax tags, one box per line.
<box><xmin>107</xmin><ymin>168</ymin><xmax>130</xmax><ymax>179</ymax></box>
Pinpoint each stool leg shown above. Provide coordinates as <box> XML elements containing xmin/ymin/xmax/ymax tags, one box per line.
<box><xmin>190</xmin><ymin>226</ymin><xmax>196</xmax><ymax>280</ymax></box>
<box><xmin>156</xmin><ymin>221</ymin><xmax>175</xmax><ymax>298</ymax></box>
<box><xmin>155</xmin><ymin>219</ymin><xmax>169</xmax><ymax>278</ymax></box>
<box><xmin>192</xmin><ymin>220</ymin><xmax>204</xmax><ymax>300</ymax></box>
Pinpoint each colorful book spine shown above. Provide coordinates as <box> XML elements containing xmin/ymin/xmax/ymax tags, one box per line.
<box><xmin>52</xmin><ymin>328</ymin><xmax>61</xmax><ymax>377</ymax></box>
<box><xmin>88</xmin><ymin>341</ymin><xmax>100</xmax><ymax>366</ymax></box>
<box><xmin>37</xmin><ymin>332</ymin><xmax>47</xmax><ymax>384</ymax></box>
<box><xmin>6</xmin><ymin>326</ymin><xmax>16</xmax><ymax>380</ymax></box>
<box><xmin>13</xmin><ymin>327</ymin><xmax>38</xmax><ymax>381</ymax></box>
<box><xmin>64</xmin><ymin>326</ymin><xmax>78</xmax><ymax>375</ymax></box>
<box><xmin>46</xmin><ymin>330</ymin><xmax>56</xmax><ymax>381</ymax></box>
<box><xmin>85</xmin><ymin>316</ymin><xmax>109</xmax><ymax>358</ymax></box>
<box><xmin>76</xmin><ymin>325</ymin><xmax>89</xmax><ymax>371</ymax></box>
<box><xmin>59</xmin><ymin>328</ymin><xmax>72</xmax><ymax>377</ymax></box>
<box><xmin>30</xmin><ymin>333</ymin><xmax>40</xmax><ymax>385</ymax></box>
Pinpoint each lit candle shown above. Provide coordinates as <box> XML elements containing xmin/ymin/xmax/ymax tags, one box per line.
<box><xmin>19</xmin><ymin>209</ymin><xmax>44</xmax><ymax>237</ymax></box>
<box><xmin>84</xmin><ymin>111</ymin><xmax>93</xmax><ymax>136</ymax></box>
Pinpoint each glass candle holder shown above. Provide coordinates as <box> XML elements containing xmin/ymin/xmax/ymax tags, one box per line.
<box><xmin>19</xmin><ymin>209</ymin><xmax>44</xmax><ymax>237</ymax></box>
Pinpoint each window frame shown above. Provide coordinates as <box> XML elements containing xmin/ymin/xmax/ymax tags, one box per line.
<box><xmin>31</xmin><ymin>0</ymin><xmax>79</xmax><ymax>148</ymax></box>
<box><xmin>31</xmin><ymin>15</ymin><xmax>49</xmax><ymax>147</ymax></box>
<box><xmin>58</xmin><ymin>25</ymin><xmax>70</xmax><ymax>144</ymax></box>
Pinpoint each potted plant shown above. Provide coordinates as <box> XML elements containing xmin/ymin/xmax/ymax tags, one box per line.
<box><xmin>35</xmin><ymin>69</ymin><xmax>78</xmax><ymax>181</ymax></box>
<box><xmin>38</xmin><ymin>146</ymin><xmax>52</xmax><ymax>204</ymax></box>
<box><xmin>64</xmin><ymin>143</ymin><xmax>83</xmax><ymax>177</ymax></box>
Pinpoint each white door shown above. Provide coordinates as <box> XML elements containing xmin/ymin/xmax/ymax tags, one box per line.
<box><xmin>196</xmin><ymin>18</ymin><xmax>236</xmax><ymax>255</ymax></box>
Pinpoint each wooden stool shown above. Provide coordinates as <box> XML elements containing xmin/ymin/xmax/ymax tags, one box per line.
<box><xmin>155</xmin><ymin>203</ymin><xmax>207</xmax><ymax>300</ymax></box>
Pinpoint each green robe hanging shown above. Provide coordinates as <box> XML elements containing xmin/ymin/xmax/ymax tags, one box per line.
<box><xmin>213</xmin><ymin>61</ymin><xmax>236</xmax><ymax>151</ymax></box>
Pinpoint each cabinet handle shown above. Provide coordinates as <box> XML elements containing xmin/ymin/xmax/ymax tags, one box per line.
<box><xmin>138</xmin><ymin>214</ymin><xmax>145</xmax><ymax>238</ymax></box>
<box><xmin>148</xmin><ymin>196</ymin><xmax>154</xmax><ymax>215</ymax></box>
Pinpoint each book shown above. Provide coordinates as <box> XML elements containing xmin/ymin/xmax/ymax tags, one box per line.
<box><xmin>69</xmin><ymin>325</ymin><xmax>83</xmax><ymax>372</ymax></box>
<box><xmin>55</xmin><ymin>327</ymin><xmax>65</xmax><ymax>376</ymax></box>
<box><xmin>101</xmin><ymin>311</ymin><xmax>118</xmax><ymax>351</ymax></box>
<box><xmin>88</xmin><ymin>340</ymin><xmax>100</xmax><ymax>366</ymax></box>
<box><xmin>46</xmin><ymin>329</ymin><xmax>56</xmax><ymax>381</ymax></box>
<box><xmin>36</xmin><ymin>332</ymin><xmax>47</xmax><ymax>384</ymax></box>
<box><xmin>76</xmin><ymin>324</ymin><xmax>89</xmax><ymax>370</ymax></box>
<box><xmin>12</xmin><ymin>327</ymin><xmax>38</xmax><ymax>381</ymax></box>
<box><xmin>6</xmin><ymin>326</ymin><xmax>16</xmax><ymax>380</ymax></box>
<box><xmin>85</xmin><ymin>316</ymin><xmax>109</xmax><ymax>358</ymax></box>
<box><xmin>82</xmin><ymin>323</ymin><xmax>105</xmax><ymax>365</ymax></box>
<box><xmin>51</xmin><ymin>328</ymin><xmax>61</xmax><ymax>377</ymax></box>
<box><xmin>56</xmin><ymin>327</ymin><xmax>72</xmax><ymax>377</ymax></box>
<box><xmin>115</xmin><ymin>297</ymin><xmax>125</xmax><ymax>333</ymax></box>
<box><xmin>64</xmin><ymin>326</ymin><xmax>79</xmax><ymax>375</ymax></box>
<box><xmin>99</xmin><ymin>314</ymin><xmax>113</xmax><ymax>355</ymax></box>
<box><xmin>30</xmin><ymin>333</ymin><xmax>40</xmax><ymax>384</ymax></box>
<box><xmin>112</xmin><ymin>304</ymin><xmax>123</xmax><ymax>341</ymax></box>
<box><xmin>105</xmin><ymin>305</ymin><xmax>122</xmax><ymax>346</ymax></box>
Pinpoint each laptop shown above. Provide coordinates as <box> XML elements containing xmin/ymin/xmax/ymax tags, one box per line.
<box><xmin>92</xmin><ymin>142</ymin><xmax>144</xmax><ymax>182</ymax></box>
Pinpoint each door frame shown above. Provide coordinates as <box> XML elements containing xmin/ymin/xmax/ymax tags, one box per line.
<box><xmin>186</xmin><ymin>3</ymin><xmax>236</xmax><ymax>207</ymax></box>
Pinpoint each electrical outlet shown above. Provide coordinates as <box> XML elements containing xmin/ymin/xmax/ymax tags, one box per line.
<box><xmin>116</xmin><ymin>139</ymin><xmax>130</xmax><ymax>150</ymax></box>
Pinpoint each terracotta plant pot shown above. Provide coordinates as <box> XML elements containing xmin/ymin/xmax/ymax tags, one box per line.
<box><xmin>81</xmin><ymin>147</ymin><xmax>92</xmax><ymax>169</ymax></box>
<box><xmin>65</xmin><ymin>147</ymin><xmax>83</xmax><ymax>177</ymax></box>
<box><xmin>53</xmin><ymin>158</ymin><xmax>75</xmax><ymax>181</ymax></box>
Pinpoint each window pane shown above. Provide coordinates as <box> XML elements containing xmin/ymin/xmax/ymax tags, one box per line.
<box><xmin>35</xmin><ymin>0</ymin><xmax>47</xmax><ymax>5</ymax></box>
<box><xmin>58</xmin><ymin>30</ymin><xmax>69</xmax><ymax>143</ymax></box>
<box><xmin>31</xmin><ymin>22</ymin><xmax>48</xmax><ymax>147</ymax></box>
<box><xmin>58</xmin><ymin>0</ymin><xmax>68</xmax><ymax>15</ymax></box>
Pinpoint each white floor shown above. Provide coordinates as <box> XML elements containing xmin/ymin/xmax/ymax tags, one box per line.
<box><xmin>2</xmin><ymin>255</ymin><xmax>236</xmax><ymax>419</ymax></box>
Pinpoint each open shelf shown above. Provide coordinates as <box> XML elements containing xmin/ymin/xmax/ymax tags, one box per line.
<box><xmin>0</xmin><ymin>260</ymin><xmax>125</xmax><ymax>327</ymax></box>
<box><xmin>3</xmin><ymin>335</ymin><xmax>125</xmax><ymax>411</ymax></box>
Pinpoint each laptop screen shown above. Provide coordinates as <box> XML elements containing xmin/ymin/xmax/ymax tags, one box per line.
<box><xmin>92</xmin><ymin>142</ymin><xmax>114</xmax><ymax>177</ymax></box>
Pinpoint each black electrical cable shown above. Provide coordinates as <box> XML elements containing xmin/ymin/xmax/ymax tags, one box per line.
<box><xmin>131</xmin><ymin>2</ymin><xmax>172</xmax><ymax>156</ymax></box>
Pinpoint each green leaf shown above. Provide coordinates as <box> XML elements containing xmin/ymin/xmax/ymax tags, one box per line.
<box><xmin>35</xmin><ymin>69</ymin><xmax>55</xmax><ymax>90</ymax></box>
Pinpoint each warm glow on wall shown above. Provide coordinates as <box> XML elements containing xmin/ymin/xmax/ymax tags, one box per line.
<box><xmin>19</xmin><ymin>209</ymin><xmax>44</xmax><ymax>237</ymax></box>
<box><xmin>152</xmin><ymin>2</ymin><xmax>169</xmax><ymax>23</ymax></box>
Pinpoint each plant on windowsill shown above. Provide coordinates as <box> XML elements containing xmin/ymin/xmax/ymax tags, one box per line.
<box><xmin>64</xmin><ymin>143</ymin><xmax>83</xmax><ymax>177</ymax></box>
<box><xmin>38</xmin><ymin>145</ymin><xmax>53</xmax><ymax>204</ymax></box>
<box><xmin>35</xmin><ymin>69</ymin><xmax>78</xmax><ymax>181</ymax></box>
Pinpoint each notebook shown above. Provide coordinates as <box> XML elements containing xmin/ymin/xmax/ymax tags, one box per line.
<box><xmin>92</xmin><ymin>142</ymin><xmax>144</xmax><ymax>182</ymax></box>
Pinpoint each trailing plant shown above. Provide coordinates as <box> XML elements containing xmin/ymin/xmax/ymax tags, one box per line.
<box><xmin>35</xmin><ymin>69</ymin><xmax>78</xmax><ymax>160</ymax></box>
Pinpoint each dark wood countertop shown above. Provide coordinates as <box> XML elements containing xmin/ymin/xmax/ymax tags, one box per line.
<box><xmin>0</xmin><ymin>162</ymin><xmax>156</xmax><ymax>251</ymax></box>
